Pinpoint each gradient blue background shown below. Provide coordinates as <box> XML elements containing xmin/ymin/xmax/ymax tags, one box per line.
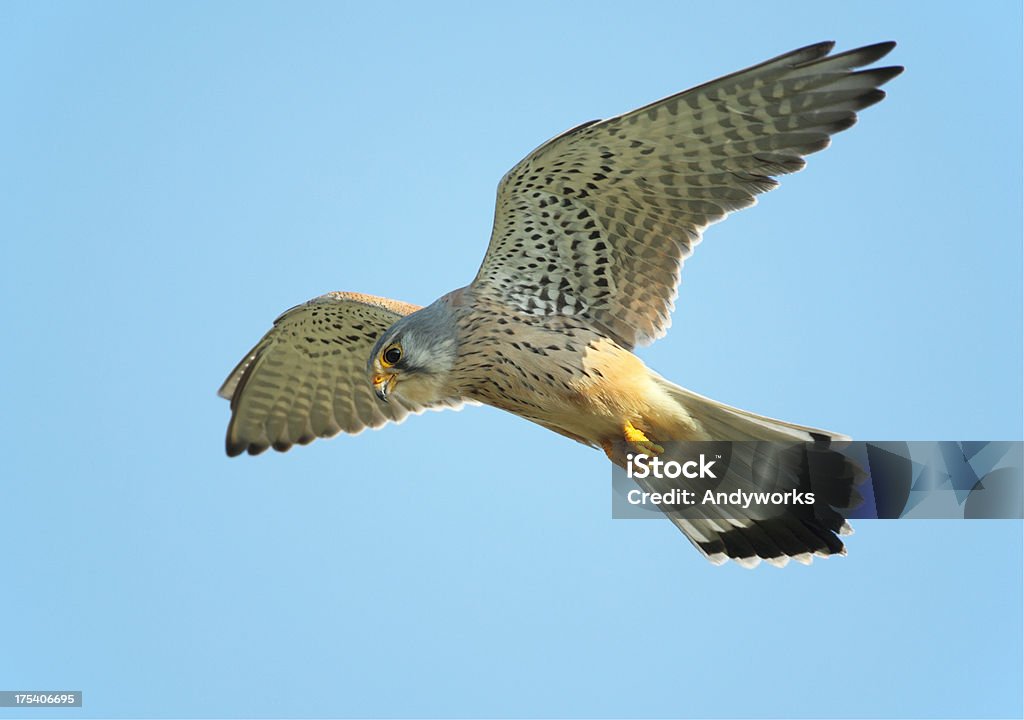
<box><xmin>2</xmin><ymin>2</ymin><xmax>1022</xmax><ymax>718</ymax></box>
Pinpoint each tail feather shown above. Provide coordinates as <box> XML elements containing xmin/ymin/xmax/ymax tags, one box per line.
<box><xmin>635</xmin><ymin>377</ymin><xmax>861</xmax><ymax>567</ymax></box>
<box><xmin>655</xmin><ymin>377</ymin><xmax>850</xmax><ymax>442</ymax></box>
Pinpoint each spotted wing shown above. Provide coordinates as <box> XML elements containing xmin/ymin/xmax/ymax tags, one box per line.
<box><xmin>218</xmin><ymin>292</ymin><xmax>464</xmax><ymax>456</ymax></box>
<box><xmin>471</xmin><ymin>41</ymin><xmax>902</xmax><ymax>348</ymax></box>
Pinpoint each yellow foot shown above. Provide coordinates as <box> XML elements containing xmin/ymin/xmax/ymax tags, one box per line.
<box><xmin>623</xmin><ymin>421</ymin><xmax>664</xmax><ymax>457</ymax></box>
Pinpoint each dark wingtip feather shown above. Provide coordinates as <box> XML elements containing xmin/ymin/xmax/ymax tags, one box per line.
<box><xmin>838</xmin><ymin>40</ymin><xmax>898</xmax><ymax>67</ymax></box>
<box><xmin>880</xmin><ymin>65</ymin><xmax>905</xmax><ymax>83</ymax></box>
<box><xmin>805</xmin><ymin>40</ymin><xmax>837</xmax><ymax>55</ymax></box>
<box><xmin>858</xmin><ymin>88</ymin><xmax>888</xmax><ymax>111</ymax></box>
<box><xmin>828</xmin><ymin>113</ymin><xmax>858</xmax><ymax>134</ymax></box>
<box><xmin>777</xmin><ymin>41</ymin><xmax>836</xmax><ymax>68</ymax></box>
<box><xmin>863</xmin><ymin>40</ymin><xmax>898</xmax><ymax>59</ymax></box>
<box><xmin>858</xmin><ymin>65</ymin><xmax>905</xmax><ymax>87</ymax></box>
<box><xmin>226</xmin><ymin>439</ymin><xmax>245</xmax><ymax>458</ymax></box>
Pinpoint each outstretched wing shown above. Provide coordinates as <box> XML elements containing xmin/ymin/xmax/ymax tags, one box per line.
<box><xmin>471</xmin><ymin>41</ymin><xmax>902</xmax><ymax>349</ymax></box>
<box><xmin>218</xmin><ymin>292</ymin><xmax>464</xmax><ymax>456</ymax></box>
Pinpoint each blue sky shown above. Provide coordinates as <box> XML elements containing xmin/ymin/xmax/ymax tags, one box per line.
<box><xmin>2</xmin><ymin>2</ymin><xmax>1021</xmax><ymax>718</ymax></box>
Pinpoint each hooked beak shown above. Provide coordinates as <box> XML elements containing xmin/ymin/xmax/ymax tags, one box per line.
<box><xmin>372</xmin><ymin>373</ymin><xmax>396</xmax><ymax>402</ymax></box>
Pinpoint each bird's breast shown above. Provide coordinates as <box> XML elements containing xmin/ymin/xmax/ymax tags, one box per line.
<box><xmin>450</xmin><ymin>309</ymin><xmax>658</xmax><ymax>444</ymax></box>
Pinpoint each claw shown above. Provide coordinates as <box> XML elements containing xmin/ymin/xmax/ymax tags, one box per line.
<box><xmin>601</xmin><ymin>422</ymin><xmax>664</xmax><ymax>463</ymax></box>
<box><xmin>623</xmin><ymin>421</ymin><xmax>664</xmax><ymax>456</ymax></box>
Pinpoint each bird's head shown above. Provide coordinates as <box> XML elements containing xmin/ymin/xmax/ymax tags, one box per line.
<box><xmin>367</xmin><ymin>303</ymin><xmax>458</xmax><ymax>406</ymax></box>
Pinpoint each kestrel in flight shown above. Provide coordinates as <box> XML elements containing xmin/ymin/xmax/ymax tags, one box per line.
<box><xmin>220</xmin><ymin>41</ymin><xmax>902</xmax><ymax>566</ymax></box>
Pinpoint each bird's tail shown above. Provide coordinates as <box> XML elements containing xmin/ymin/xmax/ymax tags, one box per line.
<box><xmin>634</xmin><ymin>377</ymin><xmax>862</xmax><ymax>567</ymax></box>
<box><xmin>652</xmin><ymin>376</ymin><xmax>849</xmax><ymax>443</ymax></box>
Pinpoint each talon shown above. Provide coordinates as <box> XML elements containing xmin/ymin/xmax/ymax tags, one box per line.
<box><xmin>623</xmin><ymin>421</ymin><xmax>664</xmax><ymax>456</ymax></box>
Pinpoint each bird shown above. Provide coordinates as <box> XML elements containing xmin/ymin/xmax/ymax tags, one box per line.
<box><xmin>219</xmin><ymin>41</ymin><xmax>902</xmax><ymax>567</ymax></box>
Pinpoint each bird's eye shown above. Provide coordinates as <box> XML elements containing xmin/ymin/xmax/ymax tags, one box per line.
<box><xmin>382</xmin><ymin>344</ymin><xmax>402</xmax><ymax>367</ymax></box>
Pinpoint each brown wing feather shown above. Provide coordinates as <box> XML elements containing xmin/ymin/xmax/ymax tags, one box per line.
<box><xmin>219</xmin><ymin>292</ymin><xmax>462</xmax><ymax>456</ymax></box>
<box><xmin>471</xmin><ymin>41</ymin><xmax>902</xmax><ymax>349</ymax></box>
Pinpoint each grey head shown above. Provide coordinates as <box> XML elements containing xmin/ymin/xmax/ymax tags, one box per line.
<box><xmin>367</xmin><ymin>299</ymin><xmax>460</xmax><ymax>407</ymax></box>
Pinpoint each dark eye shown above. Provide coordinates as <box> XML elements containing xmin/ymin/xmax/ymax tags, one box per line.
<box><xmin>382</xmin><ymin>345</ymin><xmax>402</xmax><ymax>366</ymax></box>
